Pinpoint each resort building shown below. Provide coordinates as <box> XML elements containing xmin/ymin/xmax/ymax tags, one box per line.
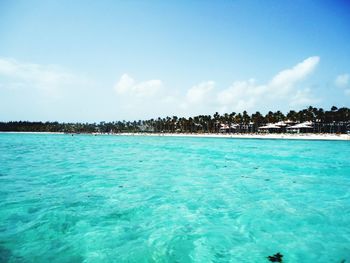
<box><xmin>286</xmin><ymin>121</ymin><xmax>314</xmax><ymax>133</ymax></box>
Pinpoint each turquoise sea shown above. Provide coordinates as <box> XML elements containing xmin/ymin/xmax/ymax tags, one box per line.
<box><xmin>0</xmin><ymin>133</ymin><xmax>349</xmax><ymax>262</ymax></box>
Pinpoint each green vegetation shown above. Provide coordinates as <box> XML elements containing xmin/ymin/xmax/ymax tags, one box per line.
<box><xmin>1</xmin><ymin>106</ymin><xmax>349</xmax><ymax>134</ymax></box>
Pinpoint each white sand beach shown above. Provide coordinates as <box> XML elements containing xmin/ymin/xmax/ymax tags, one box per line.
<box><xmin>117</xmin><ymin>133</ymin><xmax>350</xmax><ymax>141</ymax></box>
<box><xmin>1</xmin><ymin>131</ymin><xmax>349</xmax><ymax>140</ymax></box>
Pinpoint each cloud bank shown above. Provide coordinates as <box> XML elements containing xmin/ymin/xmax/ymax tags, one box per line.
<box><xmin>1</xmin><ymin>55</ymin><xmax>340</xmax><ymax>121</ymax></box>
<box><xmin>0</xmin><ymin>57</ymin><xmax>87</xmax><ymax>96</ymax></box>
<box><xmin>114</xmin><ymin>56</ymin><xmax>321</xmax><ymax>117</ymax></box>
<box><xmin>115</xmin><ymin>74</ymin><xmax>163</xmax><ymax>97</ymax></box>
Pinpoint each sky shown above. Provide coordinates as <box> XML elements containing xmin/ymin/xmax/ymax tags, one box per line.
<box><xmin>0</xmin><ymin>0</ymin><xmax>349</xmax><ymax>122</ymax></box>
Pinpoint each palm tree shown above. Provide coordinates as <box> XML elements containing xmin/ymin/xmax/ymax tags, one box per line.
<box><xmin>213</xmin><ymin>112</ymin><xmax>220</xmax><ymax>133</ymax></box>
<box><xmin>251</xmin><ymin>111</ymin><xmax>264</xmax><ymax>132</ymax></box>
<box><xmin>265</xmin><ymin>111</ymin><xmax>275</xmax><ymax>123</ymax></box>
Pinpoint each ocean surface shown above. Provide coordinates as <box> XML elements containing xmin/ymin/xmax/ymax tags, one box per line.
<box><xmin>0</xmin><ymin>133</ymin><xmax>349</xmax><ymax>263</ymax></box>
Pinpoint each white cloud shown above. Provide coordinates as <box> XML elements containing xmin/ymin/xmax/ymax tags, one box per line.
<box><xmin>113</xmin><ymin>73</ymin><xmax>178</xmax><ymax>119</ymax></box>
<box><xmin>269</xmin><ymin>56</ymin><xmax>319</xmax><ymax>94</ymax></box>
<box><xmin>215</xmin><ymin>56</ymin><xmax>320</xmax><ymax>112</ymax></box>
<box><xmin>114</xmin><ymin>73</ymin><xmax>162</xmax><ymax>97</ymax></box>
<box><xmin>289</xmin><ymin>88</ymin><xmax>319</xmax><ymax>106</ymax></box>
<box><xmin>176</xmin><ymin>81</ymin><xmax>218</xmax><ymax>115</ymax></box>
<box><xmin>0</xmin><ymin>57</ymin><xmax>84</xmax><ymax>94</ymax></box>
<box><xmin>335</xmin><ymin>73</ymin><xmax>349</xmax><ymax>88</ymax></box>
<box><xmin>0</xmin><ymin>55</ymin><xmax>327</xmax><ymax>120</ymax></box>
<box><xmin>114</xmin><ymin>73</ymin><xmax>135</xmax><ymax>94</ymax></box>
<box><xmin>185</xmin><ymin>81</ymin><xmax>215</xmax><ymax>104</ymax></box>
<box><xmin>113</xmin><ymin>56</ymin><xmax>321</xmax><ymax>118</ymax></box>
<box><xmin>217</xmin><ymin>79</ymin><xmax>264</xmax><ymax>112</ymax></box>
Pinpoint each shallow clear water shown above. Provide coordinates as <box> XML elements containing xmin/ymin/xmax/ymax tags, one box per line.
<box><xmin>0</xmin><ymin>134</ymin><xmax>349</xmax><ymax>262</ymax></box>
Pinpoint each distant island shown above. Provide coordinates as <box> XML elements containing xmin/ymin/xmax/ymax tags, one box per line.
<box><xmin>1</xmin><ymin>106</ymin><xmax>349</xmax><ymax>134</ymax></box>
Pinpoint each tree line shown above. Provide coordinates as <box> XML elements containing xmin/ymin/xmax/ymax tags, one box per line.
<box><xmin>0</xmin><ymin>106</ymin><xmax>349</xmax><ymax>134</ymax></box>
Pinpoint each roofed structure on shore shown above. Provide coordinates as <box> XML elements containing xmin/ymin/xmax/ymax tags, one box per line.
<box><xmin>258</xmin><ymin>123</ymin><xmax>282</xmax><ymax>133</ymax></box>
<box><xmin>219</xmin><ymin>123</ymin><xmax>240</xmax><ymax>132</ymax></box>
<box><xmin>287</xmin><ymin>122</ymin><xmax>313</xmax><ymax>133</ymax></box>
<box><xmin>258</xmin><ymin>123</ymin><xmax>281</xmax><ymax>130</ymax></box>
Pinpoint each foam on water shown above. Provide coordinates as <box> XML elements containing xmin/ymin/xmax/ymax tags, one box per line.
<box><xmin>0</xmin><ymin>134</ymin><xmax>349</xmax><ymax>262</ymax></box>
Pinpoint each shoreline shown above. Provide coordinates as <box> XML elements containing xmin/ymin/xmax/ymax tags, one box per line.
<box><xmin>1</xmin><ymin>131</ymin><xmax>349</xmax><ymax>141</ymax></box>
<box><xmin>117</xmin><ymin>132</ymin><xmax>350</xmax><ymax>141</ymax></box>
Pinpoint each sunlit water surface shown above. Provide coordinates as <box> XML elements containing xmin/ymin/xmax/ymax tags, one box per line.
<box><xmin>0</xmin><ymin>133</ymin><xmax>349</xmax><ymax>262</ymax></box>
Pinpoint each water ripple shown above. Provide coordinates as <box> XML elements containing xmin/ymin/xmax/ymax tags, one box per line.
<box><xmin>0</xmin><ymin>134</ymin><xmax>349</xmax><ymax>262</ymax></box>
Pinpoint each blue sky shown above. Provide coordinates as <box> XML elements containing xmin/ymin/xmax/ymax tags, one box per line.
<box><xmin>0</xmin><ymin>0</ymin><xmax>349</xmax><ymax>121</ymax></box>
